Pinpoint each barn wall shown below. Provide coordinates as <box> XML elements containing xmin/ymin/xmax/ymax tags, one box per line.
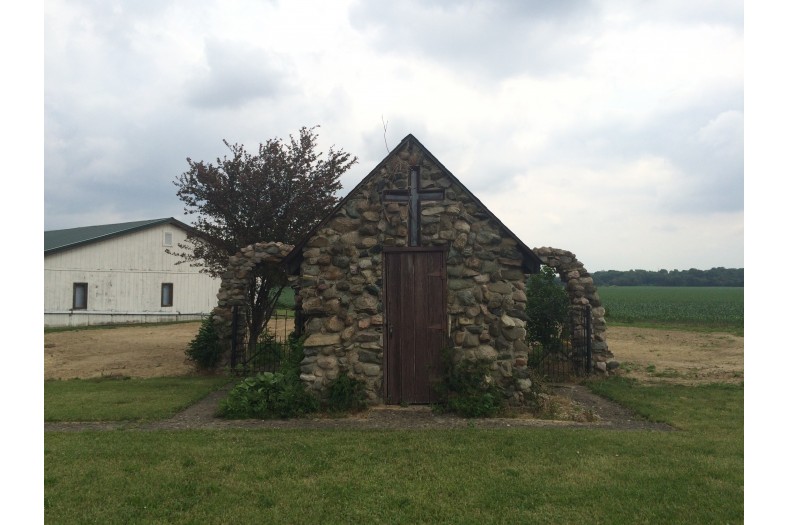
<box><xmin>296</xmin><ymin>145</ymin><xmax>533</xmax><ymax>404</ymax></box>
<box><xmin>44</xmin><ymin>224</ymin><xmax>220</xmax><ymax>327</ymax></box>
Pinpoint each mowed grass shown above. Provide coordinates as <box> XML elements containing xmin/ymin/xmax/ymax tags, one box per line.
<box><xmin>44</xmin><ymin>293</ymin><xmax>744</xmax><ymax>523</ymax></box>
<box><xmin>45</xmin><ymin>376</ymin><xmax>230</xmax><ymax>422</ymax></box>
<box><xmin>45</xmin><ymin>379</ymin><xmax>743</xmax><ymax>524</ymax></box>
<box><xmin>597</xmin><ymin>286</ymin><xmax>744</xmax><ymax>335</ymax></box>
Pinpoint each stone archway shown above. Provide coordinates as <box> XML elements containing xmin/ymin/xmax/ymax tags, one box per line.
<box><xmin>210</xmin><ymin>242</ymin><xmax>294</xmax><ymax>366</ymax></box>
<box><xmin>532</xmin><ymin>247</ymin><xmax>614</xmax><ymax>371</ymax></box>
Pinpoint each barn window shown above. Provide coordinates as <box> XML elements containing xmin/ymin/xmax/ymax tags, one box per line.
<box><xmin>73</xmin><ymin>283</ymin><xmax>88</xmax><ymax>310</ymax></box>
<box><xmin>161</xmin><ymin>283</ymin><xmax>174</xmax><ymax>307</ymax></box>
<box><xmin>163</xmin><ymin>231</ymin><xmax>173</xmax><ymax>247</ymax></box>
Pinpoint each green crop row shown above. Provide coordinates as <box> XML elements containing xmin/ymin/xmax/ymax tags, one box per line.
<box><xmin>596</xmin><ymin>286</ymin><xmax>744</xmax><ymax>333</ymax></box>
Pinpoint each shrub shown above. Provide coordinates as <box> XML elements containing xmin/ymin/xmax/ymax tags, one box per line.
<box><xmin>325</xmin><ymin>372</ymin><xmax>368</xmax><ymax>413</ymax></box>
<box><xmin>525</xmin><ymin>266</ymin><xmax>570</xmax><ymax>349</ymax></box>
<box><xmin>217</xmin><ymin>371</ymin><xmax>318</xmax><ymax>419</ymax></box>
<box><xmin>435</xmin><ymin>348</ymin><xmax>505</xmax><ymax>418</ymax></box>
<box><xmin>280</xmin><ymin>333</ymin><xmax>307</xmax><ymax>377</ymax></box>
<box><xmin>186</xmin><ymin>317</ymin><xmax>222</xmax><ymax>370</ymax></box>
<box><xmin>217</xmin><ymin>335</ymin><xmax>317</xmax><ymax>419</ymax></box>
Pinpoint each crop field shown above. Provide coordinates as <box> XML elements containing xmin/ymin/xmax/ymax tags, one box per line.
<box><xmin>597</xmin><ymin>286</ymin><xmax>744</xmax><ymax>334</ymax></box>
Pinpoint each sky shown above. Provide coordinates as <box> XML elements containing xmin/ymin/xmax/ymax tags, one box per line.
<box><xmin>42</xmin><ymin>0</ymin><xmax>744</xmax><ymax>272</ymax></box>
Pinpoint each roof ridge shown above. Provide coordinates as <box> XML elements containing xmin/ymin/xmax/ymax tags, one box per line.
<box><xmin>44</xmin><ymin>217</ymin><xmax>189</xmax><ymax>254</ymax></box>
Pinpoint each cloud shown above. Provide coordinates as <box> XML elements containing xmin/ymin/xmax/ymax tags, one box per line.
<box><xmin>187</xmin><ymin>39</ymin><xmax>291</xmax><ymax>109</ymax></box>
<box><xmin>479</xmin><ymin>163</ymin><xmax>743</xmax><ymax>271</ymax></box>
<box><xmin>698</xmin><ymin>110</ymin><xmax>743</xmax><ymax>150</ymax></box>
<box><xmin>348</xmin><ymin>0</ymin><xmax>599</xmax><ymax>80</ymax></box>
<box><xmin>43</xmin><ymin>0</ymin><xmax>744</xmax><ymax>271</ymax></box>
<box><xmin>608</xmin><ymin>0</ymin><xmax>742</xmax><ymax>27</ymax></box>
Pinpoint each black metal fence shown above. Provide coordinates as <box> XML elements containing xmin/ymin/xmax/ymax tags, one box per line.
<box><xmin>230</xmin><ymin>305</ymin><xmax>592</xmax><ymax>381</ymax></box>
<box><xmin>528</xmin><ymin>304</ymin><xmax>592</xmax><ymax>382</ymax></box>
<box><xmin>229</xmin><ymin>307</ymin><xmax>296</xmax><ymax>375</ymax></box>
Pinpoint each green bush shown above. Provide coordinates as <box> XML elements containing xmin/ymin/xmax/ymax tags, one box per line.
<box><xmin>185</xmin><ymin>317</ymin><xmax>222</xmax><ymax>369</ymax></box>
<box><xmin>217</xmin><ymin>371</ymin><xmax>317</xmax><ymax>419</ymax></box>
<box><xmin>325</xmin><ymin>372</ymin><xmax>368</xmax><ymax>413</ymax></box>
<box><xmin>525</xmin><ymin>266</ymin><xmax>570</xmax><ymax>349</ymax></box>
<box><xmin>217</xmin><ymin>335</ymin><xmax>317</xmax><ymax>419</ymax></box>
<box><xmin>435</xmin><ymin>348</ymin><xmax>505</xmax><ymax>418</ymax></box>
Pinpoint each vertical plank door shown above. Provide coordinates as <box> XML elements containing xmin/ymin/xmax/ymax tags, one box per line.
<box><xmin>384</xmin><ymin>250</ymin><xmax>446</xmax><ymax>404</ymax></box>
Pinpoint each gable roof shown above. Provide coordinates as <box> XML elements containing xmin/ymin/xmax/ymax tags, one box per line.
<box><xmin>44</xmin><ymin>218</ymin><xmax>192</xmax><ymax>255</ymax></box>
<box><xmin>285</xmin><ymin>134</ymin><xmax>542</xmax><ymax>273</ymax></box>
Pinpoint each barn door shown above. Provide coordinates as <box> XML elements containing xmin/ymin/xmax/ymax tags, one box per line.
<box><xmin>384</xmin><ymin>249</ymin><xmax>447</xmax><ymax>405</ymax></box>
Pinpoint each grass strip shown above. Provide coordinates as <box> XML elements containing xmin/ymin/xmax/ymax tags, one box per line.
<box><xmin>44</xmin><ymin>320</ymin><xmax>203</xmax><ymax>334</ymax></box>
<box><xmin>45</xmin><ymin>376</ymin><xmax>230</xmax><ymax>422</ymax></box>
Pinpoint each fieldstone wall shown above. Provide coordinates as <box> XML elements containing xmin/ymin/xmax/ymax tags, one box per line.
<box><xmin>295</xmin><ymin>144</ymin><xmax>535</xmax><ymax>404</ymax></box>
<box><xmin>207</xmin><ymin>145</ymin><xmax>612</xmax><ymax>399</ymax></box>
<box><xmin>211</xmin><ymin>242</ymin><xmax>294</xmax><ymax>365</ymax></box>
<box><xmin>532</xmin><ymin>247</ymin><xmax>614</xmax><ymax>371</ymax></box>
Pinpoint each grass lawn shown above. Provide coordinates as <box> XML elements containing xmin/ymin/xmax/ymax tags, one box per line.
<box><xmin>45</xmin><ymin>376</ymin><xmax>230</xmax><ymax>422</ymax></box>
<box><xmin>44</xmin><ymin>378</ymin><xmax>743</xmax><ymax>524</ymax></box>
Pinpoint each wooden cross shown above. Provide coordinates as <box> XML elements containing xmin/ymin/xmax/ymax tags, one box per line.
<box><xmin>382</xmin><ymin>166</ymin><xmax>445</xmax><ymax>247</ymax></box>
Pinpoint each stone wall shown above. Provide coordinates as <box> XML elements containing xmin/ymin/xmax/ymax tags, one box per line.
<box><xmin>532</xmin><ymin>247</ymin><xmax>614</xmax><ymax>371</ymax></box>
<box><xmin>206</xmin><ymin>148</ymin><xmax>613</xmax><ymax>398</ymax></box>
<box><xmin>211</xmin><ymin>242</ymin><xmax>294</xmax><ymax>365</ymax></box>
<box><xmin>295</xmin><ymin>145</ymin><xmax>535</xmax><ymax>404</ymax></box>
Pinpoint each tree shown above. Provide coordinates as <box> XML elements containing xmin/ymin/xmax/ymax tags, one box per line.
<box><xmin>171</xmin><ymin>126</ymin><xmax>357</xmax><ymax>350</ymax></box>
<box><xmin>525</xmin><ymin>266</ymin><xmax>570</xmax><ymax>350</ymax></box>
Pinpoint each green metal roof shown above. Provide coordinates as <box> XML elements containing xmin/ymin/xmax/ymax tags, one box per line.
<box><xmin>44</xmin><ymin>218</ymin><xmax>191</xmax><ymax>255</ymax></box>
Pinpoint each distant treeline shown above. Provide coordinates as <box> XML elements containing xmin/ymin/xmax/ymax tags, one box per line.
<box><xmin>591</xmin><ymin>267</ymin><xmax>744</xmax><ymax>287</ymax></box>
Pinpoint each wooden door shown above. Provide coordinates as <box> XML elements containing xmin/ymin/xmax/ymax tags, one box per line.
<box><xmin>384</xmin><ymin>249</ymin><xmax>447</xmax><ymax>404</ymax></box>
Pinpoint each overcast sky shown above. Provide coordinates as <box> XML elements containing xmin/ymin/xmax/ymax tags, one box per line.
<box><xmin>43</xmin><ymin>0</ymin><xmax>743</xmax><ymax>271</ymax></box>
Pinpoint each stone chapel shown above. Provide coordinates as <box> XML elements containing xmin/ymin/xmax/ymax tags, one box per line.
<box><xmin>282</xmin><ymin>134</ymin><xmax>545</xmax><ymax>405</ymax></box>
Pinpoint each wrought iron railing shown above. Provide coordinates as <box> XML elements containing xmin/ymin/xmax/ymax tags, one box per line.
<box><xmin>528</xmin><ymin>304</ymin><xmax>592</xmax><ymax>381</ymax></box>
<box><xmin>229</xmin><ymin>307</ymin><xmax>296</xmax><ymax>375</ymax></box>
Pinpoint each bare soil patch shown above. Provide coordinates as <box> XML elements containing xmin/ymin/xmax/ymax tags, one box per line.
<box><xmin>44</xmin><ymin>319</ymin><xmax>296</xmax><ymax>380</ymax></box>
<box><xmin>44</xmin><ymin>323</ymin><xmax>202</xmax><ymax>380</ymax></box>
<box><xmin>606</xmin><ymin>326</ymin><xmax>743</xmax><ymax>385</ymax></box>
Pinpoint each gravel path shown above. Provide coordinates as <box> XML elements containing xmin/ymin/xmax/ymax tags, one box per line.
<box><xmin>44</xmin><ymin>384</ymin><xmax>674</xmax><ymax>432</ymax></box>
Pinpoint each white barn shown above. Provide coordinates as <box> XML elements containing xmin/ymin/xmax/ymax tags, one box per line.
<box><xmin>44</xmin><ymin>218</ymin><xmax>220</xmax><ymax>327</ymax></box>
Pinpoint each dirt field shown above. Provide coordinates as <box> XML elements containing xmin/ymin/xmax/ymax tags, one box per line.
<box><xmin>608</xmin><ymin>326</ymin><xmax>743</xmax><ymax>384</ymax></box>
<box><xmin>44</xmin><ymin>323</ymin><xmax>202</xmax><ymax>380</ymax></box>
<box><xmin>43</xmin><ymin>323</ymin><xmax>743</xmax><ymax>384</ymax></box>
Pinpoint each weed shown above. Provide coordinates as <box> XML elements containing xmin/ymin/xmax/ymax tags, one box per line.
<box><xmin>325</xmin><ymin>372</ymin><xmax>367</xmax><ymax>413</ymax></box>
<box><xmin>654</xmin><ymin>368</ymin><xmax>681</xmax><ymax>378</ymax></box>
<box><xmin>619</xmin><ymin>361</ymin><xmax>639</xmax><ymax>373</ymax></box>
<box><xmin>434</xmin><ymin>348</ymin><xmax>505</xmax><ymax>418</ymax></box>
<box><xmin>533</xmin><ymin>393</ymin><xmax>562</xmax><ymax>419</ymax></box>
